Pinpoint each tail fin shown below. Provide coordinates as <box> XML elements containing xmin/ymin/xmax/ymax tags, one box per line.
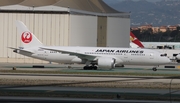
<box><xmin>16</xmin><ymin>20</ymin><xmax>43</xmax><ymax>48</ymax></box>
<box><xmin>130</xmin><ymin>32</ymin><xmax>144</xmax><ymax>48</ymax></box>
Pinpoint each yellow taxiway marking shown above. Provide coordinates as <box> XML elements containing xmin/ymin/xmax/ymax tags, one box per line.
<box><xmin>176</xmin><ymin>66</ymin><xmax>180</xmax><ymax>69</ymax></box>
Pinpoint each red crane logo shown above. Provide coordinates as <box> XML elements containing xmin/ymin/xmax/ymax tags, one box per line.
<box><xmin>21</xmin><ymin>31</ymin><xmax>32</xmax><ymax>43</ymax></box>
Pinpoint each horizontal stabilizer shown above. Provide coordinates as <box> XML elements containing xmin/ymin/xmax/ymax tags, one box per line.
<box><xmin>8</xmin><ymin>47</ymin><xmax>34</xmax><ymax>54</ymax></box>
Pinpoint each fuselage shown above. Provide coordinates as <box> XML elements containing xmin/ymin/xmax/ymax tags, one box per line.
<box><xmin>15</xmin><ymin>46</ymin><xmax>170</xmax><ymax>66</ymax></box>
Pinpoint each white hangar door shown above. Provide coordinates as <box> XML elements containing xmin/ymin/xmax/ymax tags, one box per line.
<box><xmin>97</xmin><ymin>16</ymin><xmax>107</xmax><ymax>47</ymax></box>
<box><xmin>107</xmin><ymin>17</ymin><xmax>130</xmax><ymax>47</ymax></box>
<box><xmin>69</xmin><ymin>15</ymin><xmax>97</xmax><ymax>46</ymax></box>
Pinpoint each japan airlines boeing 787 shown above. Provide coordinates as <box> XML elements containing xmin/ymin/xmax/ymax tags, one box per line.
<box><xmin>9</xmin><ymin>21</ymin><xmax>170</xmax><ymax>71</ymax></box>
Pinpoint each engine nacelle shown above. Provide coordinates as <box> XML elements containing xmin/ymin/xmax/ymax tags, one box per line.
<box><xmin>176</xmin><ymin>54</ymin><xmax>180</xmax><ymax>60</ymax></box>
<box><xmin>97</xmin><ymin>57</ymin><xmax>115</xmax><ymax>69</ymax></box>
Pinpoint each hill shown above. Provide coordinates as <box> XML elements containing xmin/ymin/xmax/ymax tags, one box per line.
<box><xmin>106</xmin><ymin>0</ymin><xmax>180</xmax><ymax>26</ymax></box>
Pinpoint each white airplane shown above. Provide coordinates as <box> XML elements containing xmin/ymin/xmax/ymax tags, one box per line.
<box><xmin>130</xmin><ymin>32</ymin><xmax>180</xmax><ymax>62</ymax></box>
<box><xmin>9</xmin><ymin>21</ymin><xmax>170</xmax><ymax>71</ymax></box>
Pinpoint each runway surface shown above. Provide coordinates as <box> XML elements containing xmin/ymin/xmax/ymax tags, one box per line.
<box><xmin>1</xmin><ymin>86</ymin><xmax>179</xmax><ymax>94</ymax></box>
<box><xmin>0</xmin><ymin>62</ymin><xmax>180</xmax><ymax>102</ymax></box>
<box><xmin>0</xmin><ymin>73</ymin><xmax>180</xmax><ymax>83</ymax></box>
<box><xmin>1</xmin><ymin>62</ymin><xmax>180</xmax><ymax>76</ymax></box>
<box><xmin>0</xmin><ymin>85</ymin><xmax>180</xmax><ymax>102</ymax></box>
<box><xmin>1</xmin><ymin>96</ymin><xmax>178</xmax><ymax>103</ymax></box>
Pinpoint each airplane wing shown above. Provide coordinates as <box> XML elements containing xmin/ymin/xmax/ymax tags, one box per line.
<box><xmin>40</xmin><ymin>47</ymin><xmax>97</xmax><ymax>61</ymax></box>
<box><xmin>8</xmin><ymin>47</ymin><xmax>34</xmax><ymax>54</ymax></box>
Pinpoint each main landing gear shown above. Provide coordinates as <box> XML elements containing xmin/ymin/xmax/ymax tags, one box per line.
<box><xmin>152</xmin><ymin>67</ymin><xmax>157</xmax><ymax>71</ymax></box>
<box><xmin>83</xmin><ymin>65</ymin><xmax>97</xmax><ymax>70</ymax></box>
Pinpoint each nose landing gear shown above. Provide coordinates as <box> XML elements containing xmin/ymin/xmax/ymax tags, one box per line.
<box><xmin>152</xmin><ymin>67</ymin><xmax>157</xmax><ymax>71</ymax></box>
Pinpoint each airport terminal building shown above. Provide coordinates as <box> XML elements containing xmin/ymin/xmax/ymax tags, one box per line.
<box><xmin>0</xmin><ymin>0</ymin><xmax>130</xmax><ymax>63</ymax></box>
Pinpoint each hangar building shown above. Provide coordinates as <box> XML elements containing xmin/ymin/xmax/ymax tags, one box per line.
<box><xmin>0</xmin><ymin>0</ymin><xmax>130</xmax><ymax>63</ymax></box>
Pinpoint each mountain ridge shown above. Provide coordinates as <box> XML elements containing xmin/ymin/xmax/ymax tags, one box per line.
<box><xmin>106</xmin><ymin>0</ymin><xmax>180</xmax><ymax>26</ymax></box>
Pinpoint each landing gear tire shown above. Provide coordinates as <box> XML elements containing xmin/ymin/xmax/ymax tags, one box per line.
<box><xmin>177</xmin><ymin>60</ymin><xmax>180</xmax><ymax>63</ymax></box>
<box><xmin>92</xmin><ymin>66</ymin><xmax>97</xmax><ymax>70</ymax></box>
<box><xmin>83</xmin><ymin>66</ymin><xmax>90</xmax><ymax>70</ymax></box>
<box><xmin>83</xmin><ymin>66</ymin><xmax>97</xmax><ymax>70</ymax></box>
<box><xmin>152</xmin><ymin>67</ymin><xmax>157</xmax><ymax>71</ymax></box>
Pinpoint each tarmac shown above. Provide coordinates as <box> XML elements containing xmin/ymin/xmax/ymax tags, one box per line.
<box><xmin>1</xmin><ymin>62</ymin><xmax>180</xmax><ymax>75</ymax></box>
<box><xmin>0</xmin><ymin>62</ymin><xmax>180</xmax><ymax>102</ymax></box>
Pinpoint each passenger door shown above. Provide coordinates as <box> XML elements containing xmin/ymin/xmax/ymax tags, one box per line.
<box><xmin>123</xmin><ymin>53</ymin><xmax>130</xmax><ymax>64</ymax></box>
<box><xmin>150</xmin><ymin>52</ymin><xmax>154</xmax><ymax>59</ymax></box>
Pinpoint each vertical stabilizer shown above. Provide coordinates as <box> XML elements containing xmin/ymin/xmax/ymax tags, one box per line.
<box><xmin>130</xmin><ymin>32</ymin><xmax>144</xmax><ymax>48</ymax></box>
<box><xmin>16</xmin><ymin>20</ymin><xmax>43</xmax><ymax>48</ymax></box>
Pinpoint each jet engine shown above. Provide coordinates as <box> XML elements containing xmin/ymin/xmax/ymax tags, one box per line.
<box><xmin>176</xmin><ymin>54</ymin><xmax>180</xmax><ymax>63</ymax></box>
<box><xmin>97</xmin><ymin>57</ymin><xmax>116</xmax><ymax>69</ymax></box>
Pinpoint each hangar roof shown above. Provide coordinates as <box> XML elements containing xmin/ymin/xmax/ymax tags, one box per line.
<box><xmin>0</xmin><ymin>0</ymin><xmax>130</xmax><ymax>17</ymax></box>
<box><xmin>0</xmin><ymin>0</ymin><xmax>118</xmax><ymax>13</ymax></box>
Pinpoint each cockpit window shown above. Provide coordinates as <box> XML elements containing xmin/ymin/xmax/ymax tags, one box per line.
<box><xmin>160</xmin><ymin>53</ymin><xmax>167</xmax><ymax>57</ymax></box>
